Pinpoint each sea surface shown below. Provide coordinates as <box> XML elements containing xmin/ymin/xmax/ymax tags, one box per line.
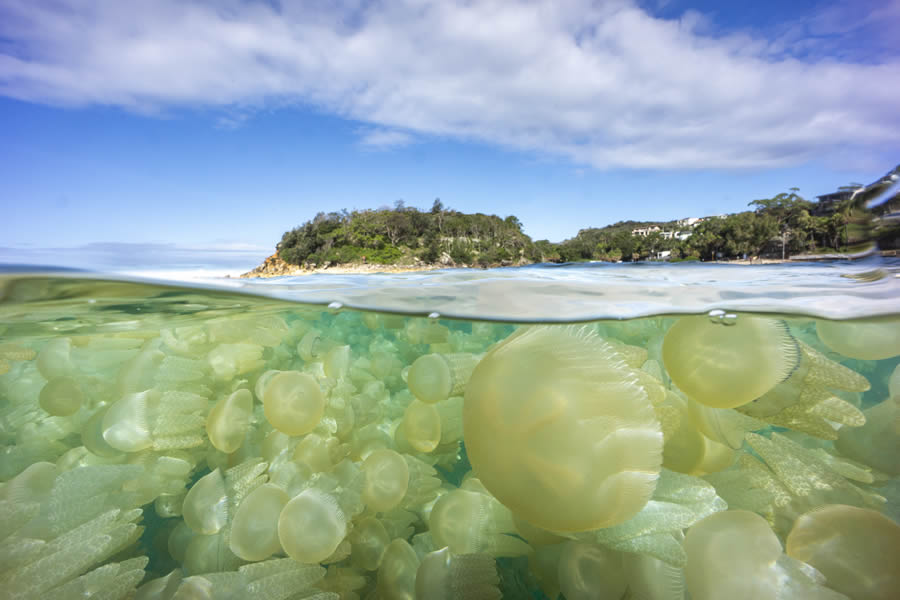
<box><xmin>0</xmin><ymin>260</ymin><xmax>898</xmax><ymax>599</ymax></box>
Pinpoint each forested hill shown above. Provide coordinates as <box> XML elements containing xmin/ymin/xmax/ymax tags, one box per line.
<box><xmin>272</xmin><ymin>183</ymin><xmax>899</xmax><ymax>270</ymax></box>
<box><xmin>277</xmin><ymin>200</ymin><xmax>538</xmax><ymax>268</ymax></box>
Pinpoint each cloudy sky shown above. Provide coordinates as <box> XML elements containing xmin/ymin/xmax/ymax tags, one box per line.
<box><xmin>1</xmin><ymin>0</ymin><xmax>898</xmax><ymax>272</ymax></box>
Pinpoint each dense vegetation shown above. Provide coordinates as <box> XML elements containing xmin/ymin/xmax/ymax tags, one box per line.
<box><xmin>277</xmin><ymin>186</ymin><xmax>899</xmax><ymax>267</ymax></box>
<box><xmin>278</xmin><ymin>200</ymin><xmax>534</xmax><ymax>267</ymax></box>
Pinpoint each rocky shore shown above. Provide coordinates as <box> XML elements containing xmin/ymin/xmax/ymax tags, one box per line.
<box><xmin>239</xmin><ymin>253</ymin><xmax>450</xmax><ymax>278</ymax></box>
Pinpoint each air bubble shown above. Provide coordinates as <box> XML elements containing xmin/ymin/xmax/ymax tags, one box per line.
<box><xmin>722</xmin><ymin>313</ymin><xmax>738</xmax><ymax>326</ymax></box>
<box><xmin>707</xmin><ymin>309</ymin><xmax>725</xmax><ymax>324</ymax></box>
<box><xmin>328</xmin><ymin>301</ymin><xmax>343</xmax><ymax>313</ymax></box>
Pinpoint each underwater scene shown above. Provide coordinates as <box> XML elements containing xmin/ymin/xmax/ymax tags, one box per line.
<box><xmin>0</xmin><ymin>268</ymin><xmax>898</xmax><ymax>600</ymax></box>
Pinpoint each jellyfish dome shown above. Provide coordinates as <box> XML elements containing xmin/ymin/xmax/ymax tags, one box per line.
<box><xmin>663</xmin><ymin>315</ymin><xmax>799</xmax><ymax>409</ymax></box>
<box><xmin>463</xmin><ymin>326</ymin><xmax>663</xmax><ymax>532</ymax></box>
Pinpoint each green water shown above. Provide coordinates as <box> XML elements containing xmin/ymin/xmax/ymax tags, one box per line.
<box><xmin>0</xmin><ymin>275</ymin><xmax>898</xmax><ymax>600</ymax></box>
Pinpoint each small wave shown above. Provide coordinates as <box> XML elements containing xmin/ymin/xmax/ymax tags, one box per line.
<box><xmin>2</xmin><ymin>259</ymin><xmax>898</xmax><ymax>322</ymax></box>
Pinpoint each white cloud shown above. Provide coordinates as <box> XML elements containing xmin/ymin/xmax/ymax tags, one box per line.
<box><xmin>357</xmin><ymin>127</ymin><xmax>415</xmax><ymax>149</ymax></box>
<box><xmin>0</xmin><ymin>0</ymin><xmax>898</xmax><ymax>169</ymax></box>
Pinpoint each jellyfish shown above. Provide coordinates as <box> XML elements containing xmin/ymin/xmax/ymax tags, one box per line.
<box><xmin>349</xmin><ymin>517</ymin><xmax>391</xmax><ymax>571</ymax></box>
<box><xmin>684</xmin><ymin>509</ymin><xmax>845</xmax><ymax>600</ymax></box>
<box><xmin>361</xmin><ymin>449</ymin><xmax>410</xmax><ymax>513</ymax></box>
<box><xmin>557</xmin><ymin>541</ymin><xmax>626</xmax><ymax>600</ymax></box>
<box><xmin>464</xmin><ymin>325</ymin><xmax>663</xmax><ymax>532</ymax></box>
<box><xmin>182</xmin><ymin>468</ymin><xmax>228</xmax><ymax>535</ymax></box>
<box><xmin>206</xmin><ymin>389</ymin><xmax>253</xmax><ymax>454</ymax></box>
<box><xmin>816</xmin><ymin>317</ymin><xmax>900</xmax><ymax>360</ymax></box>
<box><xmin>400</xmin><ymin>399</ymin><xmax>442</xmax><ymax>453</ymax></box>
<box><xmin>407</xmin><ymin>352</ymin><xmax>481</xmax><ymax>405</ymax></box>
<box><xmin>429</xmin><ymin>485</ymin><xmax>532</xmax><ymax>557</ymax></box>
<box><xmin>684</xmin><ymin>510</ymin><xmax>783</xmax><ymax>599</ymax></box>
<box><xmin>786</xmin><ymin>504</ymin><xmax>900</xmax><ymax>600</ymax></box>
<box><xmin>835</xmin><ymin>395</ymin><xmax>900</xmax><ymax>475</ymax></box>
<box><xmin>278</xmin><ymin>488</ymin><xmax>348</xmax><ymax>564</ymax></box>
<box><xmin>622</xmin><ymin>538</ymin><xmax>686</xmax><ymax>600</ymax></box>
<box><xmin>262</xmin><ymin>371</ymin><xmax>325</xmax><ymax>436</ymax></box>
<box><xmin>376</xmin><ymin>539</ymin><xmax>420</xmax><ymax>600</ymax></box>
<box><xmin>662</xmin><ymin>315</ymin><xmax>799</xmax><ymax>409</ymax></box>
<box><xmin>229</xmin><ymin>483</ymin><xmax>289</xmax><ymax>562</ymax></box>
<box><xmin>415</xmin><ymin>547</ymin><xmax>501</xmax><ymax>600</ymax></box>
<box><xmin>38</xmin><ymin>376</ymin><xmax>84</xmax><ymax>417</ymax></box>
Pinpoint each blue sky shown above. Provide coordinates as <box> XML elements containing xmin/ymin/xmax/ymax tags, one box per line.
<box><xmin>1</xmin><ymin>0</ymin><xmax>898</xmax><ymax>273</ymax></box>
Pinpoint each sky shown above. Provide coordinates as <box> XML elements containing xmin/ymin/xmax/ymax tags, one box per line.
<box><xmin>1</xmin><ymin>0</ymin><xmax>898</xmax><ymax>274</ymax></box>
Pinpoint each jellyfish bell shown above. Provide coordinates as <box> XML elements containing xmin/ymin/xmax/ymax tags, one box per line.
<box><xmin>684</xmin><ymin>510</ymin><xmax>783</xmax><ymax>600</ymax></box>
<box><xmin>463</xmin><ymin>325</ymin><xmax>663</xmax><ymax>532</ymax></box>
<box><xmin>361</xmin><ymin>448</ymin><xmax>409</xmax><ymax>512</ymax></box>
<box><xmin>263</xmin><ymin>371</ymin><xmax>325</xmax><ymax>436</ymax></box>
<box><xmin>786</xmin><ymin>504</ymin><xmax>900</xmax><ymax>600</ymax></box>
<box><xmin>38</xmin><ymin>376</ymin><xmax>84</xmax><ymax>417</ymax></box>
<box><xmin>407</xmin><ymin>352</ymin><xmax>480</xmax><ymax>405</ymax></box>
<box><xmin>816</xmin><ymin>318</ymin><xmax>900</xmax><ymax>360</ymax></box>
<box><xmin>206</xmin><ymin>389</ymin><xmax>252</xmax><ymax>453</ymax></box>
<box><xmin>663</xmin><ymin>315</ymin><xmax>799</xmax><ymax>409</ymax></box>
<box><xmin>278</xmin><ymin>488</ymin><xmax>347</xmax><ymax>564</ymax></box>
<box><xmin>229</xmin><ymin>483</ymin><xmax>289</xmax><ymax>562</ymax></box>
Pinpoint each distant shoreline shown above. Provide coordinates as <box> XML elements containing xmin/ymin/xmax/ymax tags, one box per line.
<box><xmin>237</xmin><ymin>249</ymin><xmax>899</xmax><ymax>279</ymax></box>
<box><xmin>238</xmin><ymin>255</ymin><xmax>798</xmax><ymax>278</ymax></box>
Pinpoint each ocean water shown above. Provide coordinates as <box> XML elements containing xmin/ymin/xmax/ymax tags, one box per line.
<box><xmin>0</xmin><ymin>262</ymin><xmax>898</xmax><ymax>600</ymax></box>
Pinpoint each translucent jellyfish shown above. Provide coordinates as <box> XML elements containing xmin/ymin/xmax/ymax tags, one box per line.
<box><xmin>687</xmin><ymin>396</ymin><xmax>766</xmax><ymax>449</ymax></box>
<box><xmin>400</xmin><ymin>399</ymin><xmax>441</xmax><ymax>453</ymax></box>
<box><xmin>207</xmin><ymin>342</ymin><xmax>265</xmax><ymax>380</ymax></box>
<box><xmin>254</xmin><ymin>369</ymin><xmax>283</xmax><ymax>403</ymax></box>
<box><xmin>101</xmin><ymin>389</ymin><xmax>207</xmax><ymax>453</ymax></box>
<box><xmin>206</xmin><ymin>389</ymin><xmax>253</xmax><ymax>453</ymax></box>
<box><xmin>786</xmin><ymin>504</ymin><xmax>900</xmax><ymax>600</ymax></box>
<box><xmin>407</xmin><ymin>352</ymin><xmax>481</xmax><ymax>404</ymax></box>
<box><xmin>263</xmin><ymin>371</ymin><xmax>325</xmax><ymax>436</ymax></box>
<box><xmin>835</xmin><ymin>396</ymin><xmax>900</xmax><ymax>475</ymax></box>
<box><xmin>464</xmin><ymin>325</ymin><xmax>663</xmax><ymax>532</ymax></box>
<box><xmin>38</xmin><ymin>376</ymin><xmax>84</xmax><ymax>417</ymax></box>
<box><xmin>349</xmin><ymin>516</ymin><xmax>391</xmax><ymax>571</ymax></box>
<box><xmin>662</xmin><ymin>315</ymin><xmax>799</xmax><ymax>409</ymax></box>
<box><xmin>229</xmin><ymin>483</ymin><xmax>289</xmax><ymax>562</ymax></box>
<box><xmin>36</xmin><ymin>337</ymin><xmax>74</xmax><ymax>379</ymax></box>
<box><xmin>816</xmin><ymin>318</ymin><xmax>900</xmax><ymax>360</ymax></box>
<box><xmin>278</xmin><ymin>488</ymin><xmax>347</xmax><ymax>564</ymax></box>
<box><xmin>297</xmin><ymin>329</ymin><xmax>335</xmax><ymax>362</ymax></box>
<box><xmin>685</xmin><ymin>510</ymin><xmax>784</xmax><ymax>599</ymax></box>
<box><xmin>661</xmin><ymin>392</ymin><xmax>736</xmax><ymax>475</ymax></box>
<box><xmin>622</xmin><ymin>541</ymin><xmax>686</xmax><ymax>600</ymax></box>
<box><xmin>182</xmin><ymin>469</ymin><xmax>228</xmax><ymax>535</ymax></box>
<box><xmin>361</xmin><ymin>449</ymin><xmax>409</xmax><ymax>512</ymax></box>
<box><xmin>557</xmin><ymin>541</ymin><xmax>626</xmax><ymax>600</ymax></box>
<box><xmin>429</xmin><ymin>487</ymin><xmax>533</xmax><ymax>557</ymax></box>
<box><xmin>293</xmin><ymin>432</ymin><xmax>340</xmax><ymax>473</ymax></box>
<box><xmin>376</xmin><ymin>538</ymin><xmax>420</xmax><ymax>600</ymax></box>
<box><xmin>324</xmin><ymin>345</ymin><xmax>351</xmax><ymax>379</ymax></box>
<box><xmin>415</xmin><ymin>547</ymin><xmax>501</xmax><ymax>600</ymax></box>
<box><xmin>101</xmin><ymin>390</ymin><xmax>157</xmax><ymax>452</ymax></box>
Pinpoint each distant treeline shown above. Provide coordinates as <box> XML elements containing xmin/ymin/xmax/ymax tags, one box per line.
<box><xmin>277</xmin><ymin>190</ymin><xmax>900</xmax><ymax>267</ymax></box>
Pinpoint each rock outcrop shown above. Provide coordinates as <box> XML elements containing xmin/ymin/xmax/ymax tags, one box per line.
<box><xmin>240</xmin><ymin>254</ymin><xmax>303</xmax><ymax>278</ymax></box>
